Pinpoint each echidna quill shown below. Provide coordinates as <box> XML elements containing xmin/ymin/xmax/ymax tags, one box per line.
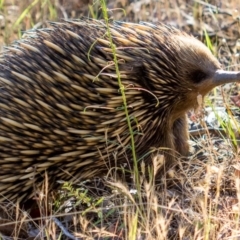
<box><xmin>0</xmin><ymin>19</ymin><xmax>239</xmax><ymax>202</ymax></box>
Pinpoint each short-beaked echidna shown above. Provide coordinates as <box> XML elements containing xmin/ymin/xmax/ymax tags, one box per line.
<box><xmin>0</xmin><ymin>19</ymin><xmax>240</xmax><ymax>202</ymax></box>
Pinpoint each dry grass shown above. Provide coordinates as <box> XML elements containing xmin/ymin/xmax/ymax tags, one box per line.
<box><xmin>0</xmin><ymin>0</ymin><xmax>239</xmax><ymax>239</ymax></box>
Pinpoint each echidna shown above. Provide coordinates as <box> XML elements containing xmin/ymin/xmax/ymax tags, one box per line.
<box><xmin>0</xmin><ymin>19</ymin><xmax>239</xmax><ymax>202</ymax></box>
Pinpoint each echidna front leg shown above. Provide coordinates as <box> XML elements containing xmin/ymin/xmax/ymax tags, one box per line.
<box><xmin>172</xmin><ymin>115</ymin><xmax>190</xmax><ymax>157</ymax></box>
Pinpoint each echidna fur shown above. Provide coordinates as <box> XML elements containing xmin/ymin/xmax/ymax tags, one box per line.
<box><xmin>0</xmin><ymin>19</ymin><xmax>234</xmax><ymax>202</ymax></box>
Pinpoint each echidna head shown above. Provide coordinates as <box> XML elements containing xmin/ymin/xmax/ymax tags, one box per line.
<box><xmin>134</xmin><ymin>26</ymin><xmax>239</xmax><ymax>121</ymax></box>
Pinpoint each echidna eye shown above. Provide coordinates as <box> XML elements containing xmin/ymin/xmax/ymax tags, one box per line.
<box><xmin>191</xmin><ymin>70</ymin><xmax>207</xmax><ymax>83</ymax></box>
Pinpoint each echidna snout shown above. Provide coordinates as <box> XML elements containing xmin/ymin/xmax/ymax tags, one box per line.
<box><xmin>0</xmin><ymin>20</ymin><xmax>239</xmax><ymax>202</ymax></box>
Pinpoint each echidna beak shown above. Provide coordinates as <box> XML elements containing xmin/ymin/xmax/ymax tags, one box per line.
<box><xmin>213</xmin><ymin>70</ymin><xmax>240</xmax><ymax>86</ymax></box>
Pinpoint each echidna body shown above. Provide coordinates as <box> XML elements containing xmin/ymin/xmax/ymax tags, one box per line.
<box><xmin>0</xmin><ymin>20</ymin><xmax>239</xmax><ymax>202</ymax></box>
